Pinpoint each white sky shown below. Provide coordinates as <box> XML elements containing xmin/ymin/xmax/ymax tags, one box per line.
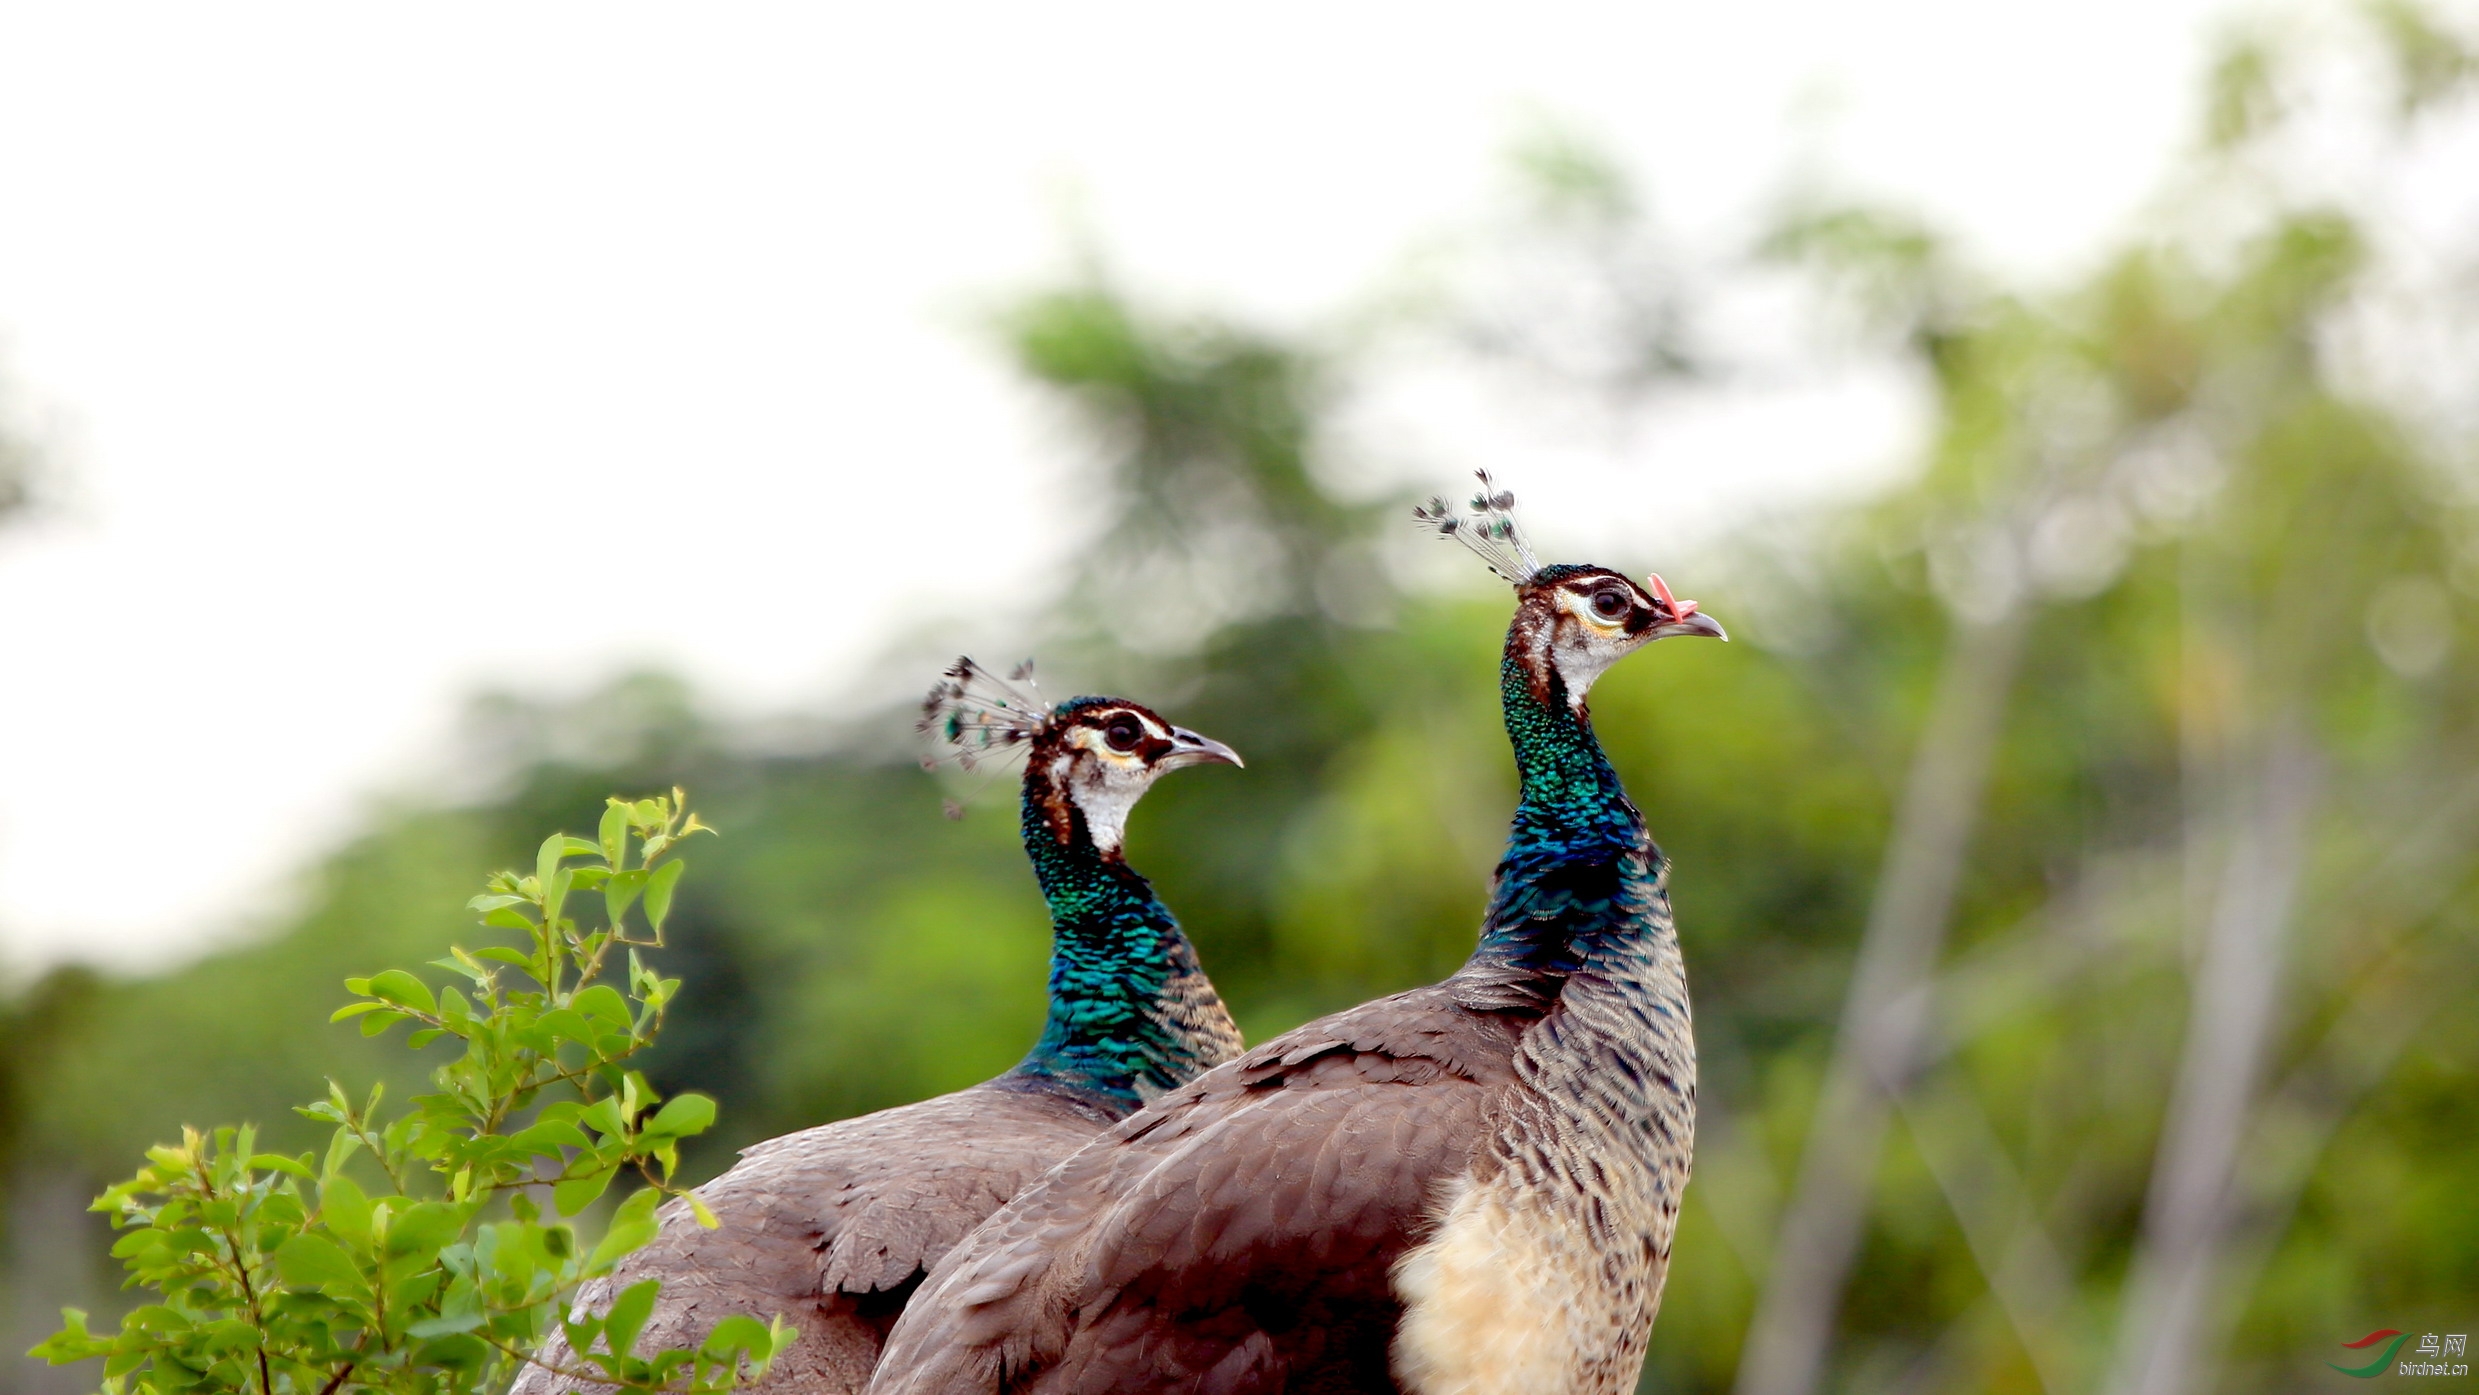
<box><xmin>0</xmin><ymin>0</ymin><xmax>2248</xmax><ymax>969</ymax></box>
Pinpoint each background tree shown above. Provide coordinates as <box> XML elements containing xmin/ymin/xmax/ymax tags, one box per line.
<box><xmin>8</xmin><ymin>7</ymin><xmax>2477</xmax><ymax>1394</ymax></box>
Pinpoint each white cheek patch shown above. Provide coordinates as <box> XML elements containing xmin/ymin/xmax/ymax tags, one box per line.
<box><xmin>1072</xmin><ymin>768</ymin><xmax>1145</xmax><ymax>853</ymax></box>
<box><xmin>1551</xmin><ymin>642</ymin><xmax>1621</xmax><ymax>702</ymax></box>
<box><xmin>1549</xmin><ymin>609</ymin><xmax>1634</xmax><ymax>703</ymax></box>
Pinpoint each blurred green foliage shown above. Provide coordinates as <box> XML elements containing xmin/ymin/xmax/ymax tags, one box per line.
<box><xmin>8</xmin><ymin>8</ymin><xmax>2478</xmax><ymax>1395</ymax></box>
<box><xmin>28</xmin><ymin>797</ymin><xmax>786</xmax><ymax>1395</ymax></box>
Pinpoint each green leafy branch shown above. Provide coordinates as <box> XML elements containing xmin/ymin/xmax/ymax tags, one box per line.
<box><xmin>33</xmin><ymin>792</ymin><xmax>790</xmax><ymax>1395</ymax></box>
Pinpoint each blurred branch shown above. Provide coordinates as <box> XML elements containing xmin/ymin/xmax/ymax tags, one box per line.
<box><xmin>1893</xmin><ymin>1079</ymin><xmax>2078</xmax><ymax>1395</ymax></box>
<box><xmin>2203</xmin><ymin>930</ymin><xmax>2463</xmax><ymax>1375</ymax></box>
<box><xmin>0</xmin><ymin>367</ymin><xmax>35</xmax><ymax>529</ymax></box>
<box><xmin>2186</xmin><ymin>776</ymin><xmax>2479</xmax><ymax>1383</ymax></box>
<box><xmin>2102</xmin><ymin>720</ymin><xmax>2319</xmax><ymax>1395</ymax></box>
<box><xmin>1732</xmin><ymin>597</ymin><xmax>2031</xmax><ymax>1395</ymax></box>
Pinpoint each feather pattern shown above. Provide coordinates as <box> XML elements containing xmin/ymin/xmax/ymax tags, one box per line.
<box><xmin>869</xmin><ymin>557</ymin><xmax>1701</xmax><ymax>1395</ymax></box>
<box><xmin>511</xmin><ymin>667</ymin><xmax>1241</xmax><ymax>1395</ymax></box>
<box><xmin>1414</xmin><ymin>469</ymin><xmax>1540</xmax><ymax>587</ymax></box>
<box><xmin>917</xmin><ymin>657</ymin><xmax>1048</xmax><ymax>771</ymax></box>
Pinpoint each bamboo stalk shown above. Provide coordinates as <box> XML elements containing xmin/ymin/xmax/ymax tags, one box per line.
<box><xmin>1731</xmin><ymin>601</ymin><xmax>2029</xmax><ymax>1395</ymax></box>
<box><xmin>2101</xmin><ymin>722</ymin><xmax>2317</xmax><ymax>1395</ymax></box>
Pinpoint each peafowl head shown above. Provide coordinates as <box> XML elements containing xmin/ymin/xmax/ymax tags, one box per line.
<box><xmin>919</xmin><ymin>657</ymin><xmax>1242</xmax><ymax>855</ymax></box>
<box><xmin>1417</xmin><ymin>472</ymin><xmax>1726</xmax><ymax>711</ymax></box>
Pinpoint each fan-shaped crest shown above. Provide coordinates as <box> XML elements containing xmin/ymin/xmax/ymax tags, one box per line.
<box><xmin>918</xmin><ymin>657</ymin><xmax>1051</xmax><ymax>772</ymax></box>
<box><xmin>1413</xmin><ymin>469</ymin><xmax>1541</xmax><ymax>586</ymax></box>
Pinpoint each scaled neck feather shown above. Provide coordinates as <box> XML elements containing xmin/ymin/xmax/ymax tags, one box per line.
<box><xmin>1000</xmin><ymin>771</ymin><xmax>1238</xmax><ymax>1111</ymax></box>
<box><xmin>1455</xmin><ymin>605</ymin><xmax>1663</xmax><ymax>1006</ymax></box>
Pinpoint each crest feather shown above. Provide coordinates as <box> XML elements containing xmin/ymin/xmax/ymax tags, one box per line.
<box><xmin>1412</xmin><ymin>469</ymin><xmax>1541</xmax><ymax>586</ymax></box>
<box><xmin>917</xmin><ymin>656</ymin><xmax>1049</xmax><ymax>772</ymax></box>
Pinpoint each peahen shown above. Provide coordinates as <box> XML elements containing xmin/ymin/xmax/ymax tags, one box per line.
<box><xmin>509</xmin><ymin>659</ymin><xmax>1247</xmax><ymax>1395</ymax></box>
<box><xmin>865</xmin><ymin>476</ymin><xmax>1726</xmax><ymax>1395</ymax></box>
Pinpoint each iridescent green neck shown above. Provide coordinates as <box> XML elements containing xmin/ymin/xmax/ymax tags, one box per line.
<box><xmin>1463</xmin><ymin>610</ymin><xmax>1657</xmax><ymax>983</ymax></box>
<box><xmin>1000</xmin><ymin>781</ymin><xmax>1230</xmax><ymax>1111</ymax></box>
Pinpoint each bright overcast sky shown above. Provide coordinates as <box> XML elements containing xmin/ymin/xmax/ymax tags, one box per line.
<box><xmin>0</xmin><ymin>0</ymin><xmax>2247</xmax><ymax>969</ymax></box>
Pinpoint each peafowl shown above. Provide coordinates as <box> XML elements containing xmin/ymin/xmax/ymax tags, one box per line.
<box><xmin>865</xmin><ymin>475</ymin><xmax>1726</xmax><ymax>1395</ymax></box>
<box><xmin>509</xmin><ymin>659</ymin><xmax>1247</xmax><ymax>1395</ymax></box>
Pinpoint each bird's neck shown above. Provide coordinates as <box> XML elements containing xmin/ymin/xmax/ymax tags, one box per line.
<box><xmin>1458</xmin><ymin>631</ymin><xmax>1666</xmax><ymax>998</ymax></box>
<box><xmin>1001</xmin><ymin>781</ymin><xmax>1237</xmax><ymax>1112</ymax></box>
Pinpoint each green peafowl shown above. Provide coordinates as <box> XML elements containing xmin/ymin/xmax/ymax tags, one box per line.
<box><xmin>509</xmin><ymin>659</ymin><xmax>1247</xmax><ymax>1395</ymax></box>
<box><xmin>864</xmin><ymin>475</ymin><xmax>1726</xmax><ymax>1395</ymax></box>
<box><xmin>867</xmin><ymin>480</ymin><xmax>1725</xmax><ymax>1395</ymax></box>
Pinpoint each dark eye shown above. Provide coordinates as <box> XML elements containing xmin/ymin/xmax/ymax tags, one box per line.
<box><xmin>1103</xmin><ymin>716</ymin><xmax>1143</xmax><ymax>751</ymax></box>
<box><xmin>1591</xmin><ymin>587</ymin><xmax>1631</xmax><ymax>621</ymax></box>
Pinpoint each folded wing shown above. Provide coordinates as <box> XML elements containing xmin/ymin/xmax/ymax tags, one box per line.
<box><xmin>872</xmin><ymin>986</ymin><xmax>1531</xmax><ymax>1395</ymax></box>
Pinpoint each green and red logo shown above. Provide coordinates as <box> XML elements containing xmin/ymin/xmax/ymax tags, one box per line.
<box><xmin>2332</xmin><ymin>1329</ymin><xmax>2409</xmax><ymax>1378</ymax></box>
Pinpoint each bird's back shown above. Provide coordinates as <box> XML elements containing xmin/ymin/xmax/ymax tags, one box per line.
<box><xmin>868</xmin><ymin>983</ymin><xmax>1535</xmax><ymax>1394</ymax></box>
<box><xmin>510</xmin><ymin>1082</ymin><xmax>1119</xmax><ymax>1395</ymax></box>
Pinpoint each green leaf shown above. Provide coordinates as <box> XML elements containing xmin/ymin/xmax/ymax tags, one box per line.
<box><xmin>366</xmin><ymin>969</ymin><xmax>435</xmax><ymax>1013</ymax></box>
<box><xmin>420</xmin><ymin>1333</ymin><xmax>490</xmax><ymax>1371</ymax></box>
<box><xmin>406</xmin><ymin>1309</ymin><xmax>484</xmax><ymax>1339</ymax></box>
<box><xmin>645</xmin><ymin>1093</ymin><xmax>717</xmax><ymax>1139</ymax></box>
<box><xmin>644</xmin><ymin>858</ymin><xmax>687</xmax><ymax>934</ymax></box>
<box><xmin>699</xmin><ymin>1313</ymin><xmax>777</xmax><ymax>1359</ymax></box>
<box><xmin>572</xmin><ymin>984</ymin><xmax>632</xmax><ymax>1030</ymax></box>
<box><xmin>509</xmin><ymin>1119</ymin><xmax>592</xmax><ymax>1157</ymax></box>
<box><xmin>329</xmin><ymin>1001</ymin><xmax>388</xmax><ymax>1022</ymax></box>
<box><xmin>553</xmin><ymin>1166</ymin><xmax>617</xmax><ymax>1217</ymax></box>
<box><xmin>272</xmin><ymin>1234</ymin><xmax>366</xmax><ymax>1296</ymax></box>
<box><xmin>358</xmin><ymin>1008</ymin><xmax>407</xmax><ymax>1036</ymax></box>
<box><xmin>28</xmin><ymin>1309</ymin><xmax>108</xmax><ymax>1366</ymax></box>
<box><xmin>319</xmin><ymin>1174</ymin><xmax>373</xmax><ymax>1244</ymax></box>
<box><xmin>588</xmin><ymin>1187</ymin><xmax>661</xmax><ymax>1269</ymax></box>
<box><xmin>602</xmin><ymin>867</ymin><xmax>649</xmax><ymax>928</ymax></box>
<box><xmin>201</xmin><ymin>1319</ymin><xmax>262</xmax><ymax>1353</ymax></box>
<box><xmin>599</xmin><ymin>800</ymin><xmax>631</xmax><ymax>869</ymax></box>
<box><xmin>382</xmin><ymin>1201</ymin><xmax>463</xmax><ymax>1259</ymax></box>
<box><xmin>538</xmin><ymin>832</ymin><xmax>575</xmax><ymax>925</ymax></box>
<box><xmin>580</xmin><ymin>1096</ymin><xmax>627</xmax><ymax>1139</ymax></box>
<box><xmin>688</xmin><ymin>1193</ymin><xmax>719</xmax><ymax>1229</ymax></box>
<box><xmin>602</xmin><ymin>1278</ymin><xmax>660</xmax><ymax>1356</ymax></box>
<box><xmin>322</xmin><ymin>1128</ymin><xmax>362</xmax><ymax>1181</ymax></box>
<box><xmin>536</xmin><ymin>831</ymin><xmax>570</xmax><ymax>891</ymax></box>
<box><xmin>248</xmin><ymin>1152</ymin><xmax>315</xmax><ymax>1180</ymax></box>
<box><xmin>110</xmin><ymin>1230</ymin><xmax>162</xmax><ymax>1259</ymax></box>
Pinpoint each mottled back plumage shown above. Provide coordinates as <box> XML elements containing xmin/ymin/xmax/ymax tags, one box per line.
<box><xmin>869</xmin><ymin>481</ymin><xmax>1719</xmax><ymax>1395</ymax></box>
<box><xmin>510</xmin><ymin>661</ymin><xmax>1242</xmax><ymax>1395</ymax></box>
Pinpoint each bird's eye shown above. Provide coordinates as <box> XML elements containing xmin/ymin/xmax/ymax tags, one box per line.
<box><xmin>1591</xmin><ymin>587</ymin><xmax>1631</xmax><ymax>621</ymax></box>
<box><xmin>1103</xmin><ymin>716</ymin><xmax>1143</xmax><ymax>752</ymax></box>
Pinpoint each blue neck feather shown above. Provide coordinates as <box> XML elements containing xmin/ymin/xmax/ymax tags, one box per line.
<box><xmin>1462</xmin><ymin>608</ymin><xmax>1665</xmax><ymax>994</ymax></box>
<box><xmin>1001</xmin><ymin>783</ymin><xmax>1221</xmax><ymax>1110</ymax></box>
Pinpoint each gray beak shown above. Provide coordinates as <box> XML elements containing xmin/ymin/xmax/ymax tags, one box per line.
<box><xmin>1654</xmin><ymin>610</ymin><xmax>1728</xmax><ymax>642</ymax></box>
<box><xmin>1161</xmin><ymin>726</ymin><xmax>1245</xmax><ymax>770</ymax></box>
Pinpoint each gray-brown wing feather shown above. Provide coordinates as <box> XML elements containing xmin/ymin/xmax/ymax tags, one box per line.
<box><xmin>870</xmin><ymin>987</ymin><xmax>1525</xmax><ymax>1395</ymax></box>
<box><xmin>510</xmin><ymin>1083</ymin><xmax>1114</xmax><ymax>1395</ymax></box>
